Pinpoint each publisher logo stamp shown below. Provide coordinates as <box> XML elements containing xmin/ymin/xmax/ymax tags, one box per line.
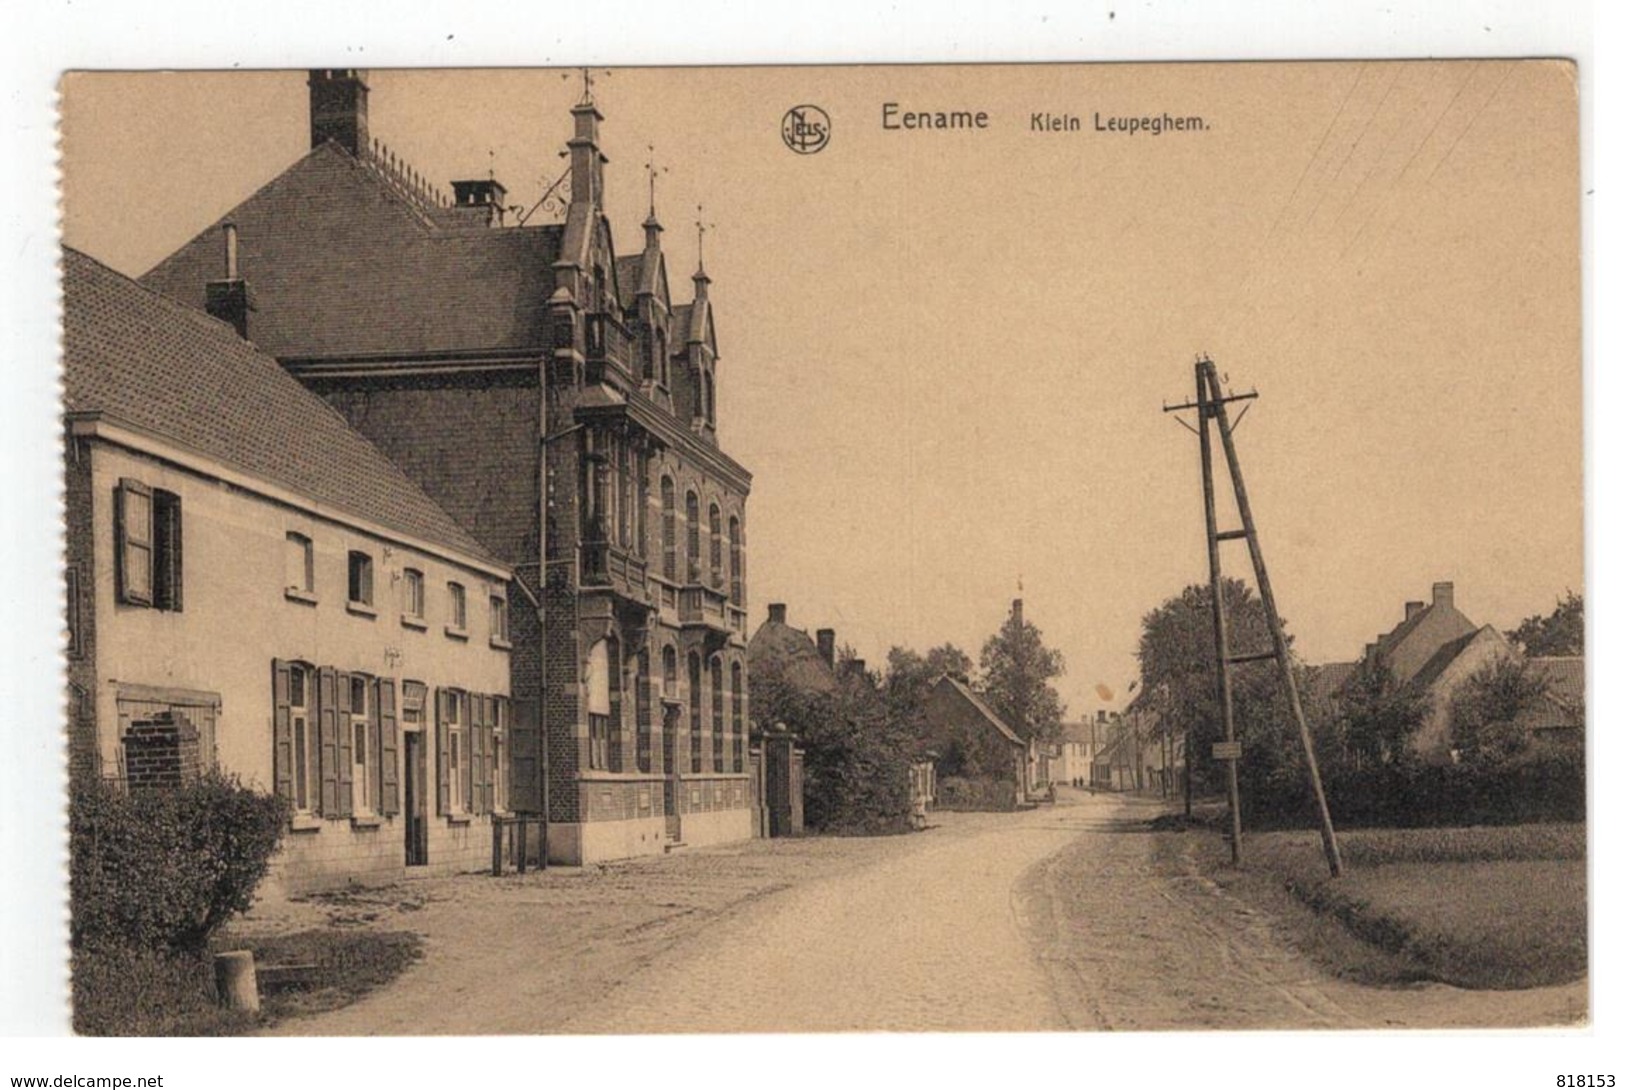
<box><xmin>782</xmin><ymin>105</ymin><xmax>831</xmax><ymax>154</ymax></box>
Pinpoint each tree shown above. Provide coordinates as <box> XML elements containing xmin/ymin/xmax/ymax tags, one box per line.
<box><xmin>1449</xmin><ymin>655</ymin><xmax>1552</xmax><ymax>768</ymax></box>
<box><xmin>752</xmin><ymin>644</ymin><xmax>915</xmax><ymax>833</ymax></box>
<box><xmin>980</xmin><ymin>603</ymin><xmax>1066</xmax><ymax>744</ymax></box>
<box><xmin>881</xmin><ymin>643</ymin><xmax>974</xmax><ymax>748</ymax></box>
<box><xmin>1509</xmin><ymin>591</ymin><xmax>1584</xmax><ymax>657</ymax></box>
<box><xmin>1136</xmin><ymin>579</ymin><xmax>1314</xmax><ymax>802</ymax></box>
<box><xmin>1337</xmin><ymin>656</ymin><xmax>1432</xmax><ymax>769</ymax></box>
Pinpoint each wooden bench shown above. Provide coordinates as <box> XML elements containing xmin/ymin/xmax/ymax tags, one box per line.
<box><xmin>255</xmin><ymin>962</ymin><xmax>318</xmax><ymax>991</ymax></box>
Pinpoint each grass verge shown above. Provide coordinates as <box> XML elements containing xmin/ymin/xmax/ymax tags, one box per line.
<box><xmin>1194</xmin><ymin>823</ymin><xmax>1585</xmax><ymax>990</ymax></box>
<box><xmin>72</xmin><ymin>929</ymin><xmax>422</xmax><ymax>1036</ymax></box>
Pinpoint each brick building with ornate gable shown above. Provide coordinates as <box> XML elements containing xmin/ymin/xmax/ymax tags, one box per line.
<box><xmin>140</xmin><ymin>71</ymin><xmax>754</xmax><ymax>863</ymax></box>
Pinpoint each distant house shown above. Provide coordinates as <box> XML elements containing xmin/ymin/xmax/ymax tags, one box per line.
<box><xmin>1052</xmin><ymin>720</ymin><xmax>1100</xmax><ymax>786</ymax></box>
<box><xmin>920</xmin><ymin>676</ymin><xmax>1030</xmax><ymax>810</ymax></box>
<box><xmin>1090</xmin><ymin>713</ymin><xmax>1137</xmax><ymax>791</ymax></box>
<box><xmin>1317</xmin><ymin>581</ymin><xmax>1584</xmax><ymax>763</ymax></box>
<box><xmin>1407</xmin><ymin>625</ymin><xmax>1516</xmax><ymax>760</ymax></box>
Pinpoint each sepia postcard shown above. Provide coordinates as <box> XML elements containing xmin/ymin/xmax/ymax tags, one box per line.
<box><xmin>47</xmin><ymin>57</ymin><xmax>1586</xmax><ymax>1047</ymax></box>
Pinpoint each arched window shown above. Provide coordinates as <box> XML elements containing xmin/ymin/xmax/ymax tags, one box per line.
<box><xmin>688</xmin><ymin>652</ymin><xmax>702</xmax><ymax>773</ymax></box>
<box><xmin>685</xmin><ymin>491</ymin><xmax>700</xmax><ymax>584</ymax></box>
<box><xmin>635</xmin><ymin>649</ymin><xmax>652</xmax><ymax>773</ymax></box>
<box><xmin>731</xmin><ymin>660</ymin><xmax>744</xmax><ymax>772</ymax></box>
<box><xmin>709</xmin><ymin>503</ymin><xmax>723</xmax><ymax>589</ymax></box>
<box><xmin>661</xmin><ymin>476</ymin><xmax>677</xmax><ymax>581</ymax></box>
<box><xmin>702</xmin><ymin>371</ymin><xmax>715</xmax><ymax>425</ymax></box>
<box><xmin>662</xmin><ymin>645</ymin><xmax>678</xmax><ymax>695</ymax></box>
<box><xmin>711</xmin><ymin>655</ymin><xmax>725</xmax><ymax>772</ymax></box>
<box><xmin>656</xmin><ymin>328</ymin><xmax>669</xmax><ymax>387</ymax></box>
<box><xmin>728</xmin><ymin>515</ymin><xmax>742</xmax><ymax>603</ymax></box>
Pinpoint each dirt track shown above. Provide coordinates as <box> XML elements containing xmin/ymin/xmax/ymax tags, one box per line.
<box><xmin>256</xmin><ymin>790</ymin><xmax>1585</xmax><ymax>1035</ymax></box>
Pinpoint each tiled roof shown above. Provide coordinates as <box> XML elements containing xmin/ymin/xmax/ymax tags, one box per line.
<box><xmin>614</xmin><ymin>254</ymin><xmax>644</xmax><ymax>302</ymax></box>
<box><xmin>1309</xmin><ymin>661</ymin><xmax>1358</xmax><ymax>702</ymax></box>
<box><xmin>1529</xmin><ymin>656</ymin><xmax>1584</xmax><ymax>705</ymax></box>
<box><xmin>140</xmin><ymin>142</ymin><xmax>563</xmax><ymax>360</ymax></box>
<box><xmin>63</xmin><ymin>247</ymin><xmax>501</xmax><ymax>567</ymax></box>
<box><xmin>1059</xmin><ymin>721</ymin><xmax>1096</xmax><ymax>746</ymax></box>
<box><xmin>746</xmin><ymin>619</ymin><xmax>836</xmax><ymax>693</ymax></box>
<box><xmin>937</xmin><ymin>676</ymin><xmax>1025</xmax><ymax>747</ymax></box>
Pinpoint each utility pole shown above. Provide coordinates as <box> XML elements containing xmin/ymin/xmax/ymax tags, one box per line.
<box><xmin>1164</xmin><ymin>356</ymin><xmax>1343</xmax><ymax>877</ymax></box>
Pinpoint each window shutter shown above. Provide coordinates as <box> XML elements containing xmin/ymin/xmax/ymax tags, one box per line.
<box><xmin>335</xmin><ymin>670</ymin><xmax>353</xmax><ymax>817</ymax></box>
<box><xmin>464</xmin><ymin>694</ymin><xmax>479</xmax><ymax>815</ymax></box>
<box><xmin>317</xmin><ymin>666</ymin><xmax>339</xmax><ymax>816</ymax></box>
<box><xmin>484</xmin><ymin>695</ymin><xmax>497</xmax><ymax>814</ymax></box>
<box><xmin>468</xmin><ymin>695</ymin><xmax>483</xmax><ymax>815</ymax></box>
<box><xmin>272</xmin><ymin>659</ymin><xmax>293</xmax><ymax>802</ymax></box>
<box><xmin>435</xmin><ymin>688</ymin><xmax>451</xmax><ymax>815</ymax></box>
<box><xmin>377</xmin><ymin>678</ymin><xmax>399</xmax><ymax>816</ymax></box>
<box><xmin>484</xmin><ymin>696</ymin><xmax>497</xmax><ymax>813</ymax></box>
<box><xmin>115</xmin><ymin>479</ymin><xmax>154</xmax><ymax>607</ymax></box>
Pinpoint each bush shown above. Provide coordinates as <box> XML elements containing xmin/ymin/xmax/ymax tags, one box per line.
<box><xmin>936</xmin><ymin>776</ymin><xmax>1018</xmax><ymax>812</ymax></box>
<box><xmin>72</xmin><ymin>943</ymin><xmax>254</xmax><ymax>1036</ymax></box>
<box><xmin>1240</xmin><ymin>742</ymin><xmax>1583</xmax><ymax>830</ymax></box>
<box><xmin>71</xmin><ymin>771</ymin><xmax>290</xmax><ymax>953</ymax></box>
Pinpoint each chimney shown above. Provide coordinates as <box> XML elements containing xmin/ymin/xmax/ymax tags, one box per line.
<box><xmin>1432</xmin><ymin>582</ymin><xmax>1455</xmax><ymax>611</ymax></box>
<box><xmin>1096</xmin><ymin>710</ymin><xmax>1107</xmax><ymax>724</ymax></box>
<box><xmin>205</xmin><ymin>223</ymin><xmax>252</xmax><ymax>339</ymax></box>
<box><xmin>568</xmin><ymin>96</ymin><xmax>606</xmax><ymax>210</ymax></box>
<box><xmin>815</xmin><ymin>629</ymin><xmax>836</xmax><ymax>668</ymax></box>
<box><xmin>449</xmin><ymin>179</ymin><xmax>508</xmax><ymax>227</ymax></box>
<box><xmin>308</xmin><ymin>69</ymin><xmax>370</xmax><ymax>155</ymax></box>
<box><xmin>1364</xmin><ymin>642</ymin><xmax>1377</xmax><ymax>660</ymax></box>
<box><xmin>1405</xmin><ymin>600</ymin><xmax>1426</xmax><ymax>621</ymax></box>
<box><xmin>1012</xmin><ymin>598</ymin><xmax>1024</xmax><ymax>628</ymax></box>
<box><xmin>841</xmin><ymin>658</ymin><xmax>867</xmax><ymax>680</ymax></box>
<box><xmin>766</xmin><ymin>603</ymin><xmax>787</xmax><ymax>625</ymax></box>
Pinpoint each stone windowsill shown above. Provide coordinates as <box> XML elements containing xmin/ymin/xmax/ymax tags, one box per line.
<box><xmin>445</xmin><ymin>814</ymin><xmax>473</xmax><ymax>826</ymax></box>
<box><xmin>401</xmin><ymin>614</ymin><xmax>428</xmax><ymax>631</ymax></box>
<box><xmin>444</xmin><ymin>625</ymin><xmax>469</xmax><ymax>642</ymax></box>
<box><xmin>289</xmin><ymin>814</ymin><xmax>323</xmax><ymax>833</ymax></box>
<box><xmin>350</xmin><ymin>815</ymin><xmax>384</xmax><ymax>830</ymax></box>
<box><xmin>346</xmin><ymin>600</ymin><xmax>378</xmax><ymax>619</ymax></box>
<box><xmin>489</xmin><ymin>635</ymin><xmax>513</xmax><ymax>651</ymax></box>
<box><xmin>284</xmin><ymin>587</ymin><xmax>318</xmax><ymax>606</ymax></box>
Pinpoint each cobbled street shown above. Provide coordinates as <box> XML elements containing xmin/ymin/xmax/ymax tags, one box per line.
<box><xmin>256</xmin><ymin>791</ymin><xmax>1584</xmax><ymax>1035</ymax></box>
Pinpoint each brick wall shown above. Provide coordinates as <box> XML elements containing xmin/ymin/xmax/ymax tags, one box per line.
<box><xmin>311</xmin><ymin>370</ymin><xmax>541</xmax><ymax>566</ymax></box>
<box><xmin>123</xmin><ymin>713</ymin><xmax>202</xmax><ymax>791</ymax></box>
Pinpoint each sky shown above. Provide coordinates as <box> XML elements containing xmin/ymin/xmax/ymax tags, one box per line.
<box><xmin>59</xmin><ymin>62</ymin><xmax>1582</xmax><ymax>719</ymax></box>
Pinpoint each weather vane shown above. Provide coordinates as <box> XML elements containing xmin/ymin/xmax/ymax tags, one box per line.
<box><xmin>695</xmin><ymin>204</ymin><xmax>715</xmax><ymax>273</ymax></box>
<box><xmin>644</xmin><ymin>145</ymin><xmax>669</xmax><ymax>218</ymax></box>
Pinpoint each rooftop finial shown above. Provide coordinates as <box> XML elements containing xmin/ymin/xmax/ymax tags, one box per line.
<box><xmin>579</xmin><ymin>66</ymin><xmax>595</xmax><ymax>105</ymax></box>
<box><xmin>695</xmin><ymin>203</ymin><xmax>713</xmax><ymax>275</ymax></box>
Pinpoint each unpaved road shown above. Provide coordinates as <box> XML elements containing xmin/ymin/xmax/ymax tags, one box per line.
<box><xmin>260</xmin><ymin>790</ymin><xmax>1584</xmax><ymax>1034</ymax></box>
